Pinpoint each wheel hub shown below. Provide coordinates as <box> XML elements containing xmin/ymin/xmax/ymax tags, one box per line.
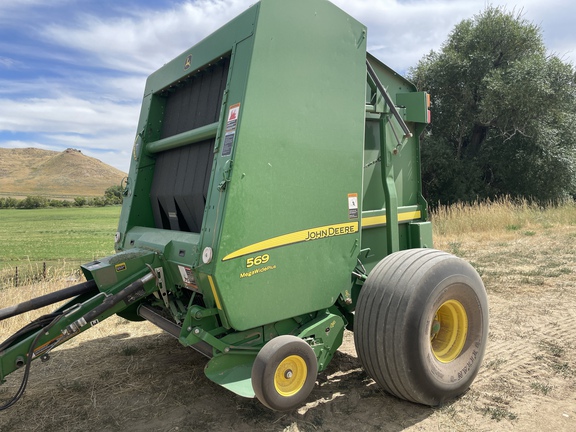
<box><xmin>430</xmin><ymin>300</ymin><xmax>468</xmax><ymax>363</ymax></box>
<box><xmin>274</xmin><ymin>355</ymin><xmax>307</xmax><ymax>397</ymax></box>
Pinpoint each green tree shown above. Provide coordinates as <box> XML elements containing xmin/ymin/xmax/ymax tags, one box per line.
<box><xmin>74</xmin><ymin>196</ymin><xmax>87</xmax><ymax>207</ymax></box>
<box><xmin>2</xmin><ymin>197</ymin><xmax>18</xmax><ymax>208</ymax></box>
<box><xmin>49</xmin><ymin>199</ymin><xmax>64</xmax><ymax>207</ymax></box>
<box><xmin>410</xmin><ymin>7</ymin><xmax>576</xmax><ymax>205</ymax></box>
<box><xmin>17</xmin><ymin>196</ymin><xmax>48</xmax><ymax>209</ymax></box>
<box><xmin>104</xmin><ymin>185</ymin><xmax>123</xmax><ymax>205</ymax></box>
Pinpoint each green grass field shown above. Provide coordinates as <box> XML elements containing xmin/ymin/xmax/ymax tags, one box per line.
<box><xmin>1</xmin><ymin>199</ymin><xmax>574</xmax><ymax>287</ymax></box>
<box><xmin>0</xmin><ymin>207</ymin><xmax>121</xmax><ymax>283</ymax></box>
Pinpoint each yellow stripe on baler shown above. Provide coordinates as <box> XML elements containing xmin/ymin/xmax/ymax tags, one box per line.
<box><xmin>361</xmin><ymin>210</ymin><xmax>422</xmax><ymax>228</ymax></box>
<box><xmin>222</xmin><ymin>221</ymin><xmax>359</xmax><ymax>261</ymax></box>
<box><xmin>207</xmin><ymin>275</ymin><xmax>222</xmax><ymax>310</ymax></box>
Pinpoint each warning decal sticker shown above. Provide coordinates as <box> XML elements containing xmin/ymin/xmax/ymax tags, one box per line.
<box><xmin>348</xmin><ymin>193</ymin><xmax>358</xmax><ymax>219</ymax></box>
<box><xmin>178</xmin><ymin>265</ymin><xmax>198</xmax><ymax>289</ymax></box>
<box><xmin>222</xmin><ymin>103</ymin><xmax>240</xmax><ymax>157</ymax></box>
<box><xmin>184</xmin><ymin>54</ymin><xmax>192</xmax><ymax>70</ymax></box>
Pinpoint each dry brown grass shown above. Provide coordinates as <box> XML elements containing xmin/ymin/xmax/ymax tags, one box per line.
<box><xmin>432</xmin><ymin>197</ymin><xmax>576</xmax><ymax>246</ymax></box>
<box><xmin>0</xmin><ymin>271</ymin><xmax>83</xmax><ymax>336</ymax></box>
<box><xmin>1</xmin><ymin>199</ymin><xmax>576</xmax><ymax>431</ymax></box>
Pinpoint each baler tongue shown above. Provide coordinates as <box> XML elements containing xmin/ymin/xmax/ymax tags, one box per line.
<box><xmin>1</xmin><ymin>249</ymin><xmax>159</xmax><ymax>410</ymax></box>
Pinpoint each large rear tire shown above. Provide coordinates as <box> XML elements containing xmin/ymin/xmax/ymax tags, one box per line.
<box><xmin>354</xmin><ymin>249</ymin><xmax>488</xmax><ymax>406</ymax></box>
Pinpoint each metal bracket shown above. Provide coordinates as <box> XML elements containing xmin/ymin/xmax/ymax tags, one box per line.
<box><xmin>155</xmin><ymin>267</ymin><xmax>169</xmax><ymax>310</ymax></box>
<box><xmin>366</xmin><ymin>60</ymin><xmax>412</xmax><ymax>139</ymax></box>
<box><xmin>217</xmin><ymin>159</ymin><xmax>233</xmax><ymax>191</ymax></box>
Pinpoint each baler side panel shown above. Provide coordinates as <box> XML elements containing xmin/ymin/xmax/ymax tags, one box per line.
<box><xmin>213</xmin><ymin>0</ymin><xmax>368</xmax><ymax>331</ymax></box>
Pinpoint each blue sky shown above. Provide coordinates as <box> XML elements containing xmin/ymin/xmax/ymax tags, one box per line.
<box><xmin>1</xmin><ymin>0</ymin><xmax>574</xmax><ymax>172</ymax></box>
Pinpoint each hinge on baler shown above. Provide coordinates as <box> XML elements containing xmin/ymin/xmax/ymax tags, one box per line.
<box><xmin>217</xmin><ymin>159</ymin><xmax>233</xmax><ymax>191</ymax></box>
<box><xmin>153</xmin><ymin>267</ymin><xmax>182</xmax><ymax>325</ymax></box>
<box><xmin>366</xmin><ymin>60</ymin><xmax>412</xmax><ymax>140</ymax></box>
<box><xmin>154</xmin><ymin>267</ymin><xmax>169</xmax><ymax>309</ymax></box>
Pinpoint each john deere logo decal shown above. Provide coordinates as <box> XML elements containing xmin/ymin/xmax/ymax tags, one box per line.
<box><xmin>184</xmin><ymin>54</ymin><xmax>192</xmax><ymax>70</ymax></box>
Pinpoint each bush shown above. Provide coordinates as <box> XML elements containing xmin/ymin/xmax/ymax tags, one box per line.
<box><xmin>74</xmin><ymin>197</ymin><xmax>87</xmax><ymax>207</ymax></box>
<box><xmin>104</xmin><ymin>185</ymin><xmax>123</xmax><ymax>205</ymax></box>
<box><xmin>17</xmin><ymin>196</ymin><xmax>49</xmax><ymax>209</ymax></box>
<box><xmin>0</xmin><ymin>185</ymin><xmax>123</xmax><ymax>210</ymax></box>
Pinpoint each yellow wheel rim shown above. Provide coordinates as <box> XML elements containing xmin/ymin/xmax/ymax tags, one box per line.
<box><xmin>274</xmin><ymin>355</ymin><xmax>307</xmax><ymax>397</ymax></box>
<box><xmin>430</xmin><ymin>300</ymin><xmax>468</xmax><ymax>363</ymax></box>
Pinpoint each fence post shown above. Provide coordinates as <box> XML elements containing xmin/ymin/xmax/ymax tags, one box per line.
<box><xmin>43</xmin><ymin>262</ymin><xmax>47</xmax><ymax>279</ymax></box>
<box><xmin>15</xmin><ymin>266</ymin><xmax>18</xmax><ymax>287</ymax></box>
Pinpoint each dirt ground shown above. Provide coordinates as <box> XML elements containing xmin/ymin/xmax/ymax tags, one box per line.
<box><xmin>1</xmin><ymin>227</ymin><xmax>575</xmax><ymax>431</ymax></box>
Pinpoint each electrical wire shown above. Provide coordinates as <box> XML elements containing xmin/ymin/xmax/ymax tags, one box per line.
<box><xmin>0</xmin><ymin>312</ymin><xmax>60</xmax><ymax>353</ymax></box>
<box><xmin>0</xmin><ymin>314</ymin><xmax>63</xmax><ymax>411</ymax></box>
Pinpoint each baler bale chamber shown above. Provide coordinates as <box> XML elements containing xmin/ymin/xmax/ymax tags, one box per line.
<box><xmin>0</xmin><ymin>0</ymin><xmax>488</xmax><ymax>412</ymax></box>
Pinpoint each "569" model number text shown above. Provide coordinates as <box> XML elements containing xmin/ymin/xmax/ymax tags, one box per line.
<box><xmin>246</xmin><ymin>254</ymin><xmax>270</xmax><ymax>268</ymax></box>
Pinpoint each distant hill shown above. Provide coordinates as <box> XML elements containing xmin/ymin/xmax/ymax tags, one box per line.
<box><xmin>0</xmin><ymin>148</ymin><xmax>127</xmax><ymax>198</ymax></box>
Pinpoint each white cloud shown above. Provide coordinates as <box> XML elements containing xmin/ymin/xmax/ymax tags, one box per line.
<box><xmin>331</xmin><ymin>0</ymin><xmax>482</xmax><ymax>71</ymax></box>
<box><xmin>0</xmin><ymin>57</ymin><xmax>21</xmax><ymax>68</ymax></box>
<box><xmin>332</xmin><ymin>0</ymin><xmax>575</xmax><ymax>70</ymax></box>
<box><xmin>0</xmin><ymin>94</ymin><xmax>139</xmax><ymax>172</ymax></box>
<box><xmin>41</xmin><ymin>0</ymin><xmax>253</xmax><ymax>74</ymax></box>
<box><xmin>0</xmin><ymin>0</ymin><xmax>574</xmax><ymax>175</ymax></box>
<box><xmin>0</xmin><ymin>96</ymin><xmax>137</xmax><ymax>135</ymax></box>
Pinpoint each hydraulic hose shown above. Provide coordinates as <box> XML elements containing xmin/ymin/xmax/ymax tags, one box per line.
<box><xmin>63</xmin><ymin>273</ymin><xmax>154</xmax><ymax>335</ymax></box>
<box><xmin>0</xmin><ymin>280</ymin><xmax>98</xmax><ymax>322</ymax></box>
<box><xmin>1</xmin><ymin>273</ymin><xmax>154</xmax><ymax>410</ymax></box>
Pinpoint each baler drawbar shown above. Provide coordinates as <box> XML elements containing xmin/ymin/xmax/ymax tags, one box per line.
<box><xmin>1</xmin><ymin>0</ymin><xmax>488</xmax><ymax>412</ymax></box>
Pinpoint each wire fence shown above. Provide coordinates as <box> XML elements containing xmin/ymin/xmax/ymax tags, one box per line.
<box><xmin>0</xmin><ymin>261</ymin><xmax>83</xmax><ymax>290</ymax></box>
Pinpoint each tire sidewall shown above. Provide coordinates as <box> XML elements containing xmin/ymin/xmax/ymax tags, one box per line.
<box><xmin>408</xmin><ymin>262</ymin><xmax>488</xmax><ymax>403</ymax></box>
<box><xmin>253</xmin><ymin>336</ymin><xmax>318</xmax><ymax>411</ymax></box>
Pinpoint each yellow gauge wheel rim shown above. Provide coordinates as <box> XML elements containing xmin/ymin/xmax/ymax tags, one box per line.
<box><xmin>430</xmin><ymin>300</ymin><xmax>468</xmax><ymax>363</ymax></box>
<box><xmin>274</xmin><ymin>355</ymin><xmax>307</xmax><ymax>397</ymax></box>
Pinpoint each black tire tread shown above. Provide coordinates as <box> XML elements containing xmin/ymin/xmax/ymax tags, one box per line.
<box><xmin>354</xmin><ymin>249</ymin><xmax>485</xmax><ymax>405</ymax></box>
<box><xmin>251</xmin><ymin>335</ymin><xmax>318</xmax><ymax>411</ymax></box>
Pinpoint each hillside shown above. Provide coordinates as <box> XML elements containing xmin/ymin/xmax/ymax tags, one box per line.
<box><xmin>0</xmin><ymin>147</ymin><xmax>126</xmax><ymax>198</ymax></box>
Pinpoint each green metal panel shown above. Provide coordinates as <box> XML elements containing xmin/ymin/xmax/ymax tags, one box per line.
<box><xmin>212</xmin><ymin>0</ymin><xmax>367</xmax><ymax>330</ymax></box>
<box><xmin>115</xmin><ymin>4</ymin><xmax>260</xmax><ymax>248</ymax></box>
<box><xmin>144</xmin><ymin>6</ymin><xmax>258</xmax><ymax>96</ymax></box>
<box><xmin>397</xmin><ymin>92</ymin><xmax>430</xmax><ymax>124</ymax></box>
<box><xmin>360</xmin><ymin>55</ymin><xmax>430</xmax><ymax>272</ymax></box>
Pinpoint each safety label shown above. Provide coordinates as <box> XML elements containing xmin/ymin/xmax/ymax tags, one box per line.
<box><xmin>184</xmin><ymin>54</ymin><xmax>192</xmax><ymax>70</ymax></box>
<box><xmin>178</xmin><ymin>265</ymin><xmax>198</xmax><ymax>289</ymax></box>
<box><xmin>348</xmin><ymin>193</ymin><xmax>358</xmax><ymax>219</ymax></box>
<box><xmin>222</xmin><ymin>103</ymin><xmax>240</xmax><ymax>157</ymax></box>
